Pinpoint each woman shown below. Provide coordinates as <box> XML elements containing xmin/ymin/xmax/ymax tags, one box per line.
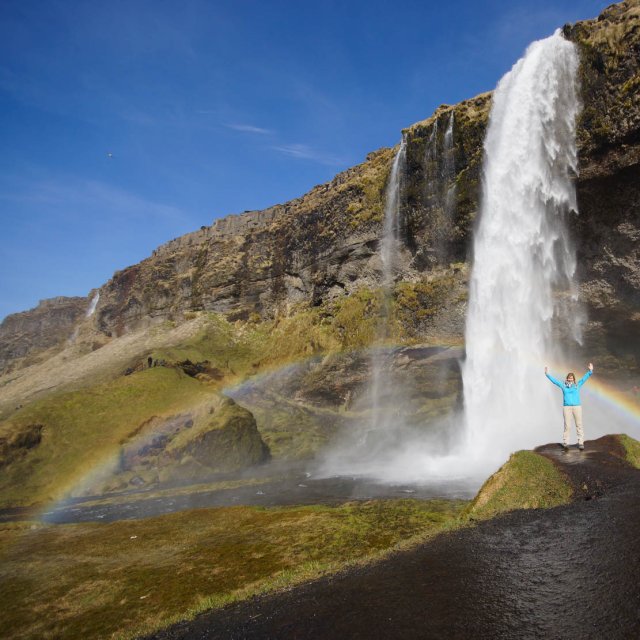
<box><xmin>545</xmin><ymin>363</ymin><xmax>593</xmax><ymax>451</ymax></box>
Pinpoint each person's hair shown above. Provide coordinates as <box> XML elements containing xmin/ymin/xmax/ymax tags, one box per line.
<box><xmin>566</xmin><ymin>372</ymin><xmax>576</xmax><ymax>381</ymax></box>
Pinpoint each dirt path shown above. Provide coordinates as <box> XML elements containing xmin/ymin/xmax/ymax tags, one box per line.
<box><xmin>146</xmin><ymin>436</ymin><xmax>640</xmax><ymax>640</ymax></box>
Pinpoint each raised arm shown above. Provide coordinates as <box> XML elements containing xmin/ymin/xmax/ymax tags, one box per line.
<box><xmin>578</xmin><ymin>363</ymin><xmax>593</xmax><ymax>388</ymax></box>
<box><xmin>545</xmin><ymin>367</ymin><xmax>563</xmax><ymax>388</ymax></box>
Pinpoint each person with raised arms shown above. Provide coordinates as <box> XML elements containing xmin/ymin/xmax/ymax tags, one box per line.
<box><xmin>545</xmin><ymin>363</ymin><xmax>594</xmax><ymax>451</ymax></box>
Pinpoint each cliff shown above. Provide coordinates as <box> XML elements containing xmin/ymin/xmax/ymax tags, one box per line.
<box><xmin>0</xmin><ymin>296</ymin><xmax>89</xmax><ymax>372</ymax></box>
<box><xmin>85</xmin><ymin>0</ymin><xmax>640</xmax><ymax>375</ymax></box>
<box><xmin>1</xmin><ymin>1</ymin><xmax>639</xmax><ymax>375</ymax></box>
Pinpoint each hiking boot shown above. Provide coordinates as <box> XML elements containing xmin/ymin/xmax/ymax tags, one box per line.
<box><xmin>578</xmin><ymin>444</ymin><xmax>585</xmax><ymax>451</ymax></box>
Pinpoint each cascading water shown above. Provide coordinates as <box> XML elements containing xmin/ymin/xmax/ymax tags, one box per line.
<box><xmin>367</xmin><ymin>136</ymin><xmax>407</xmax><ymax>444</ymax></box>
<box><xmin>318</xmin><ymin>138</ymin><xmax>411</xmax><ymax>475</ymax></box>
<box><xmin>462</xmin><ymin>30</ymin><xmax>582</xmax><ymax>472</ymax></box>
<box><xmin>86</xmin><ymin>292</ymin><xmax>100</xmax><ymax>317</ymax></box>
<box><xmin>442</xmin><ymin>112</ymin><xmax>456</xmax><ymax>220</ymax></box>
<box><xmin>380</xmin><ymin>136</ymin><xmax>407</xmax><ymax>289</ymax></box>
<box><xmin>424</xmin><ymin>111</ymin><xmax>456</xmax><ymax>258</ymax></box>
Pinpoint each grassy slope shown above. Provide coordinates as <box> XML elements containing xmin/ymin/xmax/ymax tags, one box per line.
<box><xmin>0</xmin><ymin>367</ymin><xmax>214</xmax><ymax>508</ymax></box>
<box><xmin>0</xmin><ymin>499</ymin><xmax>465</xmax><ymax>640</ymax></box>
<box><xmin>0</xmin><ymin>283</ymin><xmax>462</xmax><ymax>509</ymax></box>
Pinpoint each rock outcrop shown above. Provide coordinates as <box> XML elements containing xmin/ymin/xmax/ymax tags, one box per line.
<box><xmin>228</xmin><ymin>345</ymin><xmax>463</xmax><ymax>459</ymax></box>
<box><xmin>81</xmin><ymin>396</ymin><xmax>270</xmax><ymax>496</ymax></box>
<box><xmin>89</xmin><ymin>1</ymin><xmax>640</xmax><ymax>373</ymax></box>
<box><xmin>0</xmin><ymin>296</ymin><xmax>89</xmax><ymax>372</ymax></box>
<box><xmin>564</xmin><ymin>1</ymin><xmax>640</xmax><ymax>370</ymax></box>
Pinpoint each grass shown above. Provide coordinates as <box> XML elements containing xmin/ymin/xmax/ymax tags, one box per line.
<box><xmin>0</xmin><ymin>367</ymin><xmax>214</xmax><ymax>508</ymax></box>
<box><xmin>617</xmin><ymin>433</ymin><xmax>640</xmax><ymax>469</ymax></box>
<box><xmin>465</xmin><ymin>450</ymin><xmax>574</xmax><ymax>520</ymax></box>
<box><xmin>0</xmin><ymin>499</ymin><xmax>466</xmax><ymax>640</ymax></box>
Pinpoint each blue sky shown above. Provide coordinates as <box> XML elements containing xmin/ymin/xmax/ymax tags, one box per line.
<box><xmin>0</xmin><ymin>0</ymin><xmax>608</xmax><ymax>319</ymax></box>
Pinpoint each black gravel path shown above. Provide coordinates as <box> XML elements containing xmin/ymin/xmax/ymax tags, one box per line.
<box><xmin>145</xmin><ymin>436</ymin><xmax>640</xmax><ymax>640</ymax></box>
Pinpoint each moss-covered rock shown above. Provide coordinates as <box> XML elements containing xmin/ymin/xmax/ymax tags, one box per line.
<box><xmin>166</xmin><ymin>397</ymin><xmax>269</xmax><ymax>473</ymax></box>
<box><xmin>615</xmin><ymin>433</ymin><xmax>640</xmax><ymax>468</ymax></box>
<box><xmin>465</xmin><ymin>451</ymin><xmax>574</xmax><ymax>520</ymax></box>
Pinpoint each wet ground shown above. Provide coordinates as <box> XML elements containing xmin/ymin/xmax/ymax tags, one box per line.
<box><xmin>146</xmin><ymin>436</ymin><xmax>640</xmax><ymax>640</ymax></box>
<box><xmin>0</xmin><ymin>465</ymin><xmax>475</xmax><ymax>525</ymax></box>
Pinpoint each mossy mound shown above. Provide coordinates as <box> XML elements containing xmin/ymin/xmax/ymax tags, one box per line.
<box><xmin>163</xmin><ymin>397</ymin><xmax>270</xmax><ymax>476</ymax></box>
<box><xmin>465</xmin><ymin>451</ymin><xmax>574</xmax><ymax>521</ymax></box>
<box><xmin>615</xmin><ymin>433</ymin><xmax>640</xmax><ymax>469</ymax></box>
<box><xmin>0</xmin><ymin>368</ymin><xmax>216</xmax><ymax>508</ymax></box>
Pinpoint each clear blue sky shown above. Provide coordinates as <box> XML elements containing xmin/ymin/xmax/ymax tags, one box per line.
<box><xmin>0</xmin><ymin>0</ymin><xmax>608</xmax><ymax>320</ymax></box>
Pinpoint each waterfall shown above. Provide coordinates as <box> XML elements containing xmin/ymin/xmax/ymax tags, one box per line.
<box><xmin>317</xmin><ymin>138</ymin><xmax>410</xmax><ymax>476</ymax></box>
<box><xmin>86</xmin><ymin>292</ymin><xmax>100</xmax><ymax>317</ymax></box>
<box><xmin>380</xmin><ymin>136</ymin><xmax>407</xmax><ymax>289</ymax></box>
<box><xmin>424</xmin><ymin>111</ymin><xmax>456</xmax><ymax>257</ymax></box>
<box><xmin>367</xmin><ymin>136</ymin><xmax>406</xmax><ymax>445</ymax></box>
<box><xmin>462</xmin><ymin>30</ymin><xmax>582</xmax><ymax>470</ymax></box>
<box><xmin>442</xmin><ymin>111</ymin><xmax>456</xmax><ymax>221</ymax></box>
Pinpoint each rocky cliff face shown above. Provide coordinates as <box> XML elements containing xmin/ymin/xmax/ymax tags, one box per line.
<box><xmin>564</xmin><ymin>1</ymin><xmax>640</xmax><ymax>370</ymax></box>
<box><xmin>2</xmin><ymin>1</ymin><xmax>638</xmax><ymax>375</ymax></box>
<box><xmin>0</xmin><ymin>296</ymin><xmax>89</xmax><ymax>372</ymax></box>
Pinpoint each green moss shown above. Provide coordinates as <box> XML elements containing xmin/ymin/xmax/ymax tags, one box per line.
<box><xmin>0</xmin><ymin>499</ymin><xmax>466</xmax><ymax>640</ymax></box>
<box><xmin>345</xmin><ymin>147</ymin><xmax>396</xmax><ymax>227</ymax></box>
<box><xmin>465</xmin><ymin>451</ymin><xmax>573</xmax><ymax>521</ymax></box>
<box><xmin>0</xmin><ymin>368</ymin><xmax>213</xmax><ymax>508</ymax></box>
<box><xmin>329</xmin><ymin>288</ymin><xmax>382</xmax><ymax>349</ymax></box>
<box><xmin>617</xmin><ymin>434</ymin><xmax>640</xmax><ymax>469</ymax></box>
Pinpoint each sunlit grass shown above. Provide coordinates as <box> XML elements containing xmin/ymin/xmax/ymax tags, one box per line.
<box><xmin>0</xmin><ymin>499</ymin><xmax>466</xmax><ymax>640</ymax></box>
<box><xmin>617</xmin><ymin>433</ymin><xmax>640</xmax><ymax>469</ymax></box>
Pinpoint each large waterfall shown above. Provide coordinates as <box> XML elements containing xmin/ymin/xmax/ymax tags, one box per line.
<box><xmin>319</xmin><ymin>30</ymin><xmax>584</xmax><ymax>486</ymax></box>
<box><xmin>462</xmin><ymin>30</ymin><xmax>582</xmax><ymax>472</ymax></box>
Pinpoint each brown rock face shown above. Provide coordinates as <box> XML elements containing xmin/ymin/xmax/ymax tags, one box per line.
<box><xmin>564</xmin><ymin>0</ymin><xmax>640</xmax><ymax>370</ymax></box>
<box><xmin>95</xmin><ymin>148</ymin><xmax>396</xmax><ymax>335</ymax></box>
<box><xmin>0</xmin><ymin>296</ymin><xmax>89</xmax><ymax>372</ymax></box>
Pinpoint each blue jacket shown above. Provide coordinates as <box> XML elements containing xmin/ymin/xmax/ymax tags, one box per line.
<box><xmin>546</xmin><ymin>370</ymin><xmax>592</xmax><ymax>406</ymax></box>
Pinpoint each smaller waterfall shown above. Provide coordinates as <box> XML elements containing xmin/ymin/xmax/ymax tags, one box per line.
<box><xmin>318</xmin><ymin>138</ymin><xmax>416</xmax><ymax>477</ymax></box>
<box><xmin>380</xmin><ymin>137</ymin><xmax>407</xmax><ymax>288</ymax></box>
<box><xmin>369</xmin><ymin>136</ymin><xmax>407</xmax><ymax>438</ymax></box>
<box><xmin>423</xmin><ymin>111</ymin><xmax>457</xmax><ymax>256</ymax></box>
<box><xmin>442</xmin><ymin>111</ymin><xmax>456</xmax><ymax>221</ymax></box>
<box><xmin>86</xmin><ymin>292</ymin><xmax>100</xmax><ymax>317</ymax></box>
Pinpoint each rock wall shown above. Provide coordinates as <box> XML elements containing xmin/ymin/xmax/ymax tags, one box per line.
<box><xmin>0</xmin><ymin>296</ymin><xmax>89</xmax><ymax>372</ymax></box>
<box><xmin>565</xmin><ymin>0</ymin><xmax>640</xmax><ymax>369</ymax></box>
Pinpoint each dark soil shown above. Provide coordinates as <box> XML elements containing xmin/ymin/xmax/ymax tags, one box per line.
<box><xmin>146</xmin><ymin>436</ymin><xmax>640</xmax><ymax>640</ymax></box>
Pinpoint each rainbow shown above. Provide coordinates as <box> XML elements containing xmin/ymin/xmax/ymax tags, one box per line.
<box><xmin>583</xmin><ymin>376</ymin><xmax>640</xmax><ymax>427</ymax></box>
